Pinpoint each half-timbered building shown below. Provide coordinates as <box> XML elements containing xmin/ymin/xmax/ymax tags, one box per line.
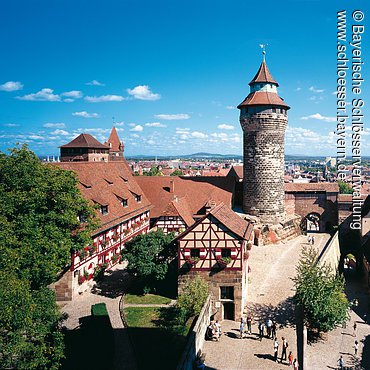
<box><xmin>51</xmin><ymin>155</ymin><xmax>151</xmax><ymax>300</ymax></box>
<box><xmin>177</xmin><ymin>203</ymin><xmax>254</xmax><ymax>321</ymax></box>
<box><xmin>136</xmin><ymin>176</ymin><xmax>235</xmax><ymax>234</ymax></box>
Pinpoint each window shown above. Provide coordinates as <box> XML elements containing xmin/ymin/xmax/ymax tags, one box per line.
<box><xmin>135</xmin><ymin>194</ymin><xmax>141</xmax><ymax>203</ymax></box>
<box><xmin>220</xmin><ymin>286</ymin><xmax>234</xmax><ymax>300</ymax></box>
<box><xmin>221</xmin><ymin>249</ymin><xmax>231</xmax><ymax>258</ymax></box>
<box><xmin>190</xmin><ymin>249</ymin><xmax>200</xmax><ymax>258</ymax></box>
<box><xmin>101</xmin><ymin>205</ymin><xmax>108</xmax><ymax>215</ymax></box>
<box><xmin>78</xmin><ymin>213</ymin><xmax>87</xmax><ymax>223</ymax></box>
<box><xmin>121</xmin><ymin>198</ymin><xmax>128</xmax><ymax>207</ymax></box>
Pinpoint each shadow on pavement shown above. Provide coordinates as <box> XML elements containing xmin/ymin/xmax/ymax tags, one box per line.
<box><xmin>246</xmin><ymin>297</ymin><xmax>296</xmax><ymax>328</ymax></box>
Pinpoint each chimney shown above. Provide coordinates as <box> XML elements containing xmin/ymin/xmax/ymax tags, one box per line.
<box><xmin>170</xmin><ymin>180</ymin><xmax>175</xmax><ymax>193</ymax></box>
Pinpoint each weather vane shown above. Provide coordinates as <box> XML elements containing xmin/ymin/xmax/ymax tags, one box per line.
<box><xmin>259</xmin><ymin>44</ymin><xmax>267</xmax><ymax>61</ymax></box>
<box><xmin>112</xmin><ymin>116</ymin><xmax>116</xmax><ymax>126</ymax></box>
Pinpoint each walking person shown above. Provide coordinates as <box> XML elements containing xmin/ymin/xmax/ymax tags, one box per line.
<box><xmin>355</xmin><ymin>340</ymin><xmax>359</xmax><ymax>355</ymax></box>
<box><xmin>293</xmin><ymin>358</ymin><xmax>299</xmax><ymax>370</ymax></box>
<box><xmin>307</xmin><ymin>235</ymin><xmax>311</xmax><ymax>244</ymax></box>
<box><xmin>338</xmin><ymin>355</ymin><xmax>344</xmax><ymax>369</ymax></box>
<box><xmin>311</xmin><ymin>235</ymin><xmax>315</xmax><ymax>245</ymax></box>
<box><xmin>353</xmin><ymin>321</ymin><xmax>357</xmax><ymax>337</ymax></box>
<box><xmin>247</xmin><ymin>315</ymin><xmax>252</xmax><ymax>334</ymax></box>
<box><xmin>239</xmin><ymin>317</ymin><xmax>245</xmax><ymax>339</ymax></box>
<box><xmin>280</xmin><ymin>337</ymin><xmax>288</xmax><ymax>363</ymax></box>
<box><xmin>273</xmin><ymin>338</ymin><xmax>279</xmax><ymax>363</ymax></box>
<box><xmin>271</xmin><ymin>321</ymin><xmax>277</xmax><ymax>338</ymax></box>
<box><xmin>258</xmin><ymin>321</ymin><xmax>264</xmax><ymax>341</ymax></box>
<box><xmin>266</xmin><ymin>318</ymin><xmax>272</xmax><ymax>338</ymax></box>
<box><xmin>288</xmin><ymin>351</ymin><xmax>293</xmax><ymax>366</ymax></box>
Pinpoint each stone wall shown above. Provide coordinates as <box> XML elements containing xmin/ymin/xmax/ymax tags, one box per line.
<box><xmin>178</xmin><ymin>267</ymin><xmax>248</xmax><ymax>321</ymax></box>
<box><xmin>316</xmin><ymin>231</ymin><xmax>341</xmax><ymax>273</ymax></box>
<box><xmin>241</xmin><ymin>113</ymin><xmax>287</xmax><ymax>224</ymax></box>
<box><xmin>49</xmin><ymin>268</ymin><xmax>73</xmax><ymax>301</ymax></box>
<box><xmin>176</xmin><ymin>295</ymin><xmax>212</xmax><ymax>370</ymax></box>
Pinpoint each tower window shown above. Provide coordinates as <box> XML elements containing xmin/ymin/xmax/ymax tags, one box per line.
<box><xmin>191</xmin><ymin>249</ymin><xmax>200</xmax><ymax>258</ymax></box>
<box><xmin>221</xmin><ymin>249</ymin><xmax>231</xmax><ymax>258</ymax></box>
<box><xmin>220</xmin><ymin>286</ymin><xmax>234</xmax><ymax>300</ymax></box>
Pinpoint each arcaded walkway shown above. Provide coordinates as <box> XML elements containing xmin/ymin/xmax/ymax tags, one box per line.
<box><xmin>203</xmin><ymin>233</ymin><xmax>330</xmax><ymax>369</ymax></box>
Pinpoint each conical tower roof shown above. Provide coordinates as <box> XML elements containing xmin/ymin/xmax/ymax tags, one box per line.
<box><xmin>249</xmin><ymin>61</ymin><xmax>278</xmax><ymax>86</ymax></box>
<box><xmin>105</xmin><ymin>126</ymin><xmax>124</xmax><ymax>152</ymax></box>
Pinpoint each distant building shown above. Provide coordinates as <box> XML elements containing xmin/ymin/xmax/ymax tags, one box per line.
<box><xmin>60</xmin><ymin>133</ymin><xmax>110</xmax><ymax>162</ymax></box>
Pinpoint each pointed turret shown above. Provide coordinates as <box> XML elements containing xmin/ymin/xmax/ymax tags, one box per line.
<box><xmin>249</xmin><ymin>61</ymin><xmax>278</xmax><ymax>86</ymax></box>
<box><xmin>105</xmin><ymin>127</ymin><xmax>125</xmax><ymax>160</ymax></box>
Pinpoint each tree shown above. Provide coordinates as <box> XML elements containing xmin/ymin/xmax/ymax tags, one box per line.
<box><xmin>0</xmin><ymin>271</ymin><xmax>64</xmax><ymax>370</ymax></box>
<box><xmin>170</xmin><ymin>169</ymin><xmax>183</xmax><ymax>176</ymax></box>
<box><xmin>338</xmin><ymin>181</ymin><xmax>353</xmax><ymax>194</ymax></box>
<box><xmin>0</xmin><ymin>145</ymin><xmax>99</xmax><ymax>369</ymax></box>
<box><xmin>144</xmin><ymin>166</ymin><xmax>162</xmax><ymax>176</ymax></box>
<box><xmin>293</xmin><ymin>246</ymin><xmax>349</xmax><ymax>333</ymax></box>
<box><xmin>0</xmin><ymin>146</ymin><xmax>99</xmax><ymax>288</ymax></box>
<box><xmin>177</xmin><ymin>276</ymin><xmax>209</xmax><ymax>317</ymax></box>
<box><xmin>122</xmin><ymin>230</ymin><xmax>175</xmax><ymax>292</ymax></box>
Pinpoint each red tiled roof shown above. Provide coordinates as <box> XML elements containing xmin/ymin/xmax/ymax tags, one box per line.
<box><xmin>338</xmin><ymin>194</ymin><xmax>352</xmax><ymax>202</ymax></box>
<box><xmin>238</xmin><ymin>91</ymin><xmax>289</xmax><ymax>109</ymax></box>
<box><xmin>136</xmin><ymin>176</ymin><xmax>235</xmax><ymax>219</ymax></box>
<box><xmin>54</xmin><ymin>161</ymin><xmax>151</xmax><ymax>234</ymax></box>
<box><xmin>162</xmin><ymin>197</ymin><xmax>195</xmax><ymax>227</ymax></box>
<box><xmin>210</xmin><ymin>203</ymin><xmax>253</xmax><ymax>240</ymax></box>
<box><xmin>104</xmin><ymin>127</ymin><xmax>124</xmax><ymax>153</ymax></box>
<box><xmin>249</xmin><ymin>61</ymin><xmax>278</xmax><ymax>86</ymax></box>
<box><xmin>60</xmin><ymin>133</ymin><xmax>110</xmax><ymax>149</ymax></box>
<box><xmin>227</xmin><ymin>166</ymin><xmax>243</xmax><ymax>180</ymax></box>
<box><xmin>284</xmin><ymin>183</ymin><xmax>339</xmax><ymax>193</ymax></box>
<box><xmin>177</xmin><ymin>203</ymin><xmax>253</xmax><ymax>241</ymax></box>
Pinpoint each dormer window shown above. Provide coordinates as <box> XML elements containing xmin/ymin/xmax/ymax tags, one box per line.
<box><xmin>101</xmin><ymin>205</ymin><xmax>109</xmax><ymax>215</ymax></box>
<box><xmin>121</xmin><ymin>199</ymin><xmax>128</xmax><ymax>207</ymax></box>
<box><xmin>78</xmin><ymin>213</ymin><xmax>87</xmax><ymax>223</ymax></box>
<box><xmin>135</xmin><ymin>194</ymin><xmax>141</xmax><ymax>203</ymax></box>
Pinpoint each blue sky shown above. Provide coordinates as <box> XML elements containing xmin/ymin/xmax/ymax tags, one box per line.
<box><xmin>0</xmin><ymin>0</ymin><xmax>368</xmax><ymax>156</ymax></box>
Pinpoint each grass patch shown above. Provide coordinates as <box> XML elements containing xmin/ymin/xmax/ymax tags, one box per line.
<box><xmin>124</xmin><ymin>307</ymin><xmax>161</xmax><ymax>328</ymax></box>
<box><xmin>125</xmin><ymin>293</ymin><xmax>171</xmax><ymax>305</ymax></box>
<box><xmin>91</xmin><ymin>302</ymin><xmax>108</xmax><ymax>316</ymax></box>
<box><xmin>124</xmin><ymin>307</ymin><xmax>191</xmax><ymax>370</ymax></box>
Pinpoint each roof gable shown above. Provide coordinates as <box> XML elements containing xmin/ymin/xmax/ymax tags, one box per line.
<box><xmin>60</xmin><ymin>133</ymin><xmax>110</xmax><ymax>149</ymax></box>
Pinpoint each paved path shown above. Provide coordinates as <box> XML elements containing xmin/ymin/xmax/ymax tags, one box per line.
<box><xmin>203</xmin><ymin>233</ymin><xmax>330</xmax><ymax>370</ymax></box>
<box><xmin>60</xmin><ymin>264</ymin><xmax>138</xmax><ymax>370</ymax></box>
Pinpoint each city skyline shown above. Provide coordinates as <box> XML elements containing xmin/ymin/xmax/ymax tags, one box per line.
<box><xmin>0</xmin><ymin>0</ymin><xmax>368</xmax><ymax>156</ymax></box>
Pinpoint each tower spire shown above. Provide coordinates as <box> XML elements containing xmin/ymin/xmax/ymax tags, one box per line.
<box><xmin>259</xmin><ymin>44</ymin><xmax>266</xmax><ymax>62</ymax></box>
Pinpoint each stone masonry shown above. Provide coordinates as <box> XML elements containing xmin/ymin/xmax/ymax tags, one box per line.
<box><xmin>242</xmin><ymin>113</ymin><xmax>287</xmax><ymax>224</ymax></box>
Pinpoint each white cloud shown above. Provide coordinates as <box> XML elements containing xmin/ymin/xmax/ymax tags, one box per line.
<box><xmin>0</xmin><ymin>81</ymin><xmax>23</xmax><ymax>92</ymax></box>
<box><xmin>309</xmin><ymin>86</ymin><xmax>325</xmax><ymax>93</ymax></box>
<box><xmin>3</xmin><ymin>123</ymin><xmax>19</xmax><ymax>127</ymax></box>
<box><xmin>145</xmin><ymin>122</ymin><xmax>167</xmax><ymax>128</ymax></box>
<box><xmin>218</xmin><ymin>124</ymin><xmax>235</xmax><ymax>130</ymax></box>
<box><xmin>176</xmin><ymin>127</ymin><xmax>190</xmax><ymax>133</ymax></box>
<box><xmin>72</xmin><ymin>111</ymin><xmax>100</xmax><ymax>118</ymax></box>
<box><xmin>191</xmin><ymin>131</ymin><xmax>208</xmax><ymax>139</ymax></box>
<box><xmin>300</xmin><ymin>113</ymin><xmax>336</xmax><ymax>122</ymax></box>
<box><xmin>43</xmin><ymin>122</ymin><xmax>66</xmax><ymax>128</ymax></box>
<box><xmin>127</xmin><ymin>85</ymin><xmax>160</xmax><ymax>101</ymax></box>
<box><xmin>154</xmin><ymin>113</ymin><xmax>189</xmax><ymax>120</ymax></box>
<box><xmin>115</xmin><ymin>121</ymin><xmax>125</xmax><ymax>126</ymax></box>
<box><xmin>295</xmin><ymin>87</ymin><xmax>302</xmax><ymax>92</ymax></box>
<box><xmin>63</xmin><ymin>98</ymin><xmax>74</xmax><ymax>103</ymax></box>
<box><xmin>28</xmin><ymin>135</ymin><xmax>45</xmax><ymax>140</ymax></box>
<box><xmin>131</xmin><ymin>133</ymin><xmax>140</xmax><ymax>138</ymax></box>
<box><xmin>225</xmin><ymin>106</ymin><xmax>234</xmax><ymax>110</ymax></box>
<box><xmin>17</xmin><ymin>88</ymin><xmax>61</xmax><ymax>101</ymax></box>
<box><xmin>61</xmin><ymin>90</ymin><xmax>83</xmax><ymax>99</ymax></box>
<box><xmin>86</xmin><ymin>80</ymin><xmax>105</xmax><ymax>86</ymax></box>
<box><xmin>130</xmin><ymin>125</ymin><xmax>144</xmax><ymax>132</ymax></box>
<box><xmin>147</xmin><ymin>139</ymin><xmax>156</xmax><ymax>145</ymax></box>
<box><xmin>85</xmin><ymin>94</ymin><xmax>125</xmax><ymax>102</ymax></box>
<box><xmin>51</xmin><ymin>129</ymin><xmax>69</xmax><ymax>136</ymax></box>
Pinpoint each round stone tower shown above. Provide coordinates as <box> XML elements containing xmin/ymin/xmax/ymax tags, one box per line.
<box><xmin>238</xmin><ymin>58</ymin><xmax>290</xmax><ymax>224</ymax></box>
